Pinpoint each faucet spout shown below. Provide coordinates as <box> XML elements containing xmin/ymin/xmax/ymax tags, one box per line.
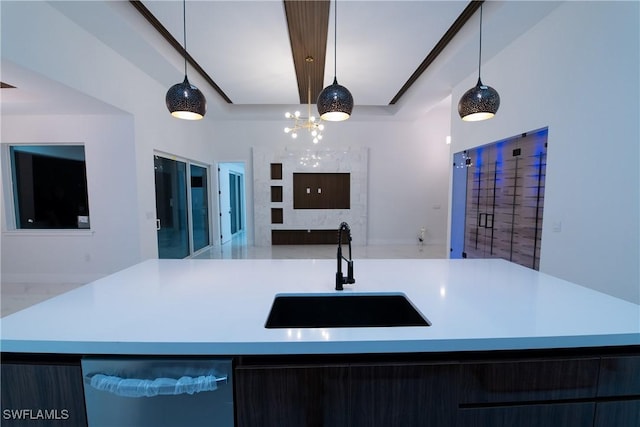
<box><xmin>336</xmin><ymin>222</ymin><xmax>355</xmax><ymax>290</ymax></box>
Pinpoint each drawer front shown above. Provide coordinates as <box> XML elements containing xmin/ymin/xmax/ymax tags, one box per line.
<box><xmin>598</xmin><ymin>355</ymin><xmax>640</xmax><ymax>397</ymax></box>
<box><xmin>460</xmin><ymin>358</ymin><xmax>599</xmax><ymax>404</ymax></box>
<box><xmin>235</xmin><ymin>365</ymin><xmax>349</xmax><ymax>427</ymax></box>
<box><xmin>458</xmin><ymin>402</ymin><xmax>595</xmax><ymax>427</ymax></box>
<box><xmin>594</xmin><ymin>400</ymin><xmax>640</xmax><ymax>427</ymax></box>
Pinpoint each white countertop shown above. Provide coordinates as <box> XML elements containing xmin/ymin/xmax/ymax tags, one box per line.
<box><xmin>1</xmin><ymin>259</ymin><xmax>638</xmax><ymax>355</ymax></box>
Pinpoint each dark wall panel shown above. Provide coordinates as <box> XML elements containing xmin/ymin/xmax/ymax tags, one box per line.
<box><xmin>293</xmin><ymin>173</ymin><xmax>350</xmax><ymax>209</ymax></box>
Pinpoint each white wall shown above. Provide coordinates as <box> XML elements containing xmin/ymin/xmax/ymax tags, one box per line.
<box><xmin>449</xmin><ymin>1</ymin><xmax>639</xmax><ymax>303</ymax></box>
<box><xmin>1</xmin><ymin>1</ymin><xmax>223</xmax><ymax>283</ymax></box>
<box><xmin>1</xmin><ymin>1</ymin><xmax>452</xmax><ymax>287</ymax></box>
<box><xmin>214</xmin><ymin>98</ymin><xmax>452</xmax><ymax>247</ymax></box>
<box><xmin>1</xmin><ymin>115</ymin><xmax>140</xmax><ymax>284</ymax></box>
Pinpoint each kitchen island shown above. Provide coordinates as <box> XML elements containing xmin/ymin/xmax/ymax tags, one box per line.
<box><xmin>2</xmin><ymin>258</ymin><xmax>639</xmax><ymax>426</ymax></box>
<box><xmin>2</xmin><ymin>258</ymin><xmax>638</xmax><ymax>354</ymax></box>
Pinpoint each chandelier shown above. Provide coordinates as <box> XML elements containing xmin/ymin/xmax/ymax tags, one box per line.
<box><xmin>284</xmin><ymin>78</ymin><xmax>325</xmax><ymax>144</ymax></box>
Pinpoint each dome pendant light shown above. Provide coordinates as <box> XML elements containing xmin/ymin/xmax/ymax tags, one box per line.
<box><xmin>317</xmin><ymin>0</ymin><xmax>353</xmax><ymax>121</ymax></box>
<box><xmin>458</xmin><ymin>4</ymin><xmax>499</xmax><ymax>121</ymax></box>
<box><xmin>166</xmin><ymin>0</ymin><xmax>206</xmax><ymax>120</ymax></box>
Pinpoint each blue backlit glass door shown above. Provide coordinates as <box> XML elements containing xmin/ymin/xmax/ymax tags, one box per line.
<box><xmin>155</xmin><ymin>156</ymin><xmax>189</xmax><ymax>259</ymax></box>
<box><xmin>461</xmin><ymin>129</ymin><xmax>547</xmax><ymax>270</ymax></box>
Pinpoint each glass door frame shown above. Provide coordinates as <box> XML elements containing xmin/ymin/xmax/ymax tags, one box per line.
<box><xmin>154</xmin><ymin>151</ymin><xmax>213</xmax><ymax>258</ymax></box>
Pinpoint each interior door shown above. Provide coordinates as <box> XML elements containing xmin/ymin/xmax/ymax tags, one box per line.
<box><xmin>154</xmin><ymin>156</ymin><xmax>189</xmax><ymax>259</ymax></box>
<box><xmin>229</xmin><ymin>173</ymin><xmax>238</xmax><ymax>235</ymax></box>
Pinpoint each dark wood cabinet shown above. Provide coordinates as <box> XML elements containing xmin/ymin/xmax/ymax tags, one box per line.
<box><xmin>458</xmin><ymin>402</ymin><xmax>595</xmax><ymax>427</ymax></box>
<box><xmin>594</xmin><ymin>401</ymin><xmax>640</xmax><ymax>427</ymax></box>
<box><xmin>235</xmin><ymin>364</ymin><xmax>349</xmax><ymax>427</ymax></box>
<box><xmin>1</xmin><ymin>362</ymin><xmax>87</xmax><ymax>427</ymax></box>
<box><xmin>597</xmin><ymin>355</ymin><xmax>640</xmax><ymax>396</ymax></box>
<box><xmin>458</xmin><ymin>357</ymin><xmax>601</xmax><ymax>427</ymax></box>
<box><xmin>3</xmin><ymin>348</ymin><xmax>638</xmax><ymax>427</ymax></box>
<box><xmin>459</xmin><ymin>357</ymin><xmax>599</xmax><ymax>404</ymax></box>
<box><xmin>235</xmin><ymin>360</ymin><xmax>457</xmax><ymax>427</ymax></box>
<box><xmin>595</xmin><ymin>355</ymin><xmax>640</xmax><ymax>427</ymax></box>
<box><xmin>293</xmin><ymin>173</ymin><xmax>350</xmax><ymax>209</ymax></box>
<box><xmin>349</xmin><ymin>362</ymin><xmax>458</xmax><ymax>427</ymax></box>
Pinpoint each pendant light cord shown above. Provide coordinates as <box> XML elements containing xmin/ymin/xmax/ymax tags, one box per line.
<box><xmin>182</xmin><ymin>0</ymin><xmax>187</xmax><ymax>77</ymax></box>
<box><xmin>478</xmin><ymin>4</ymin><xmax>483</xmax><ymax>81</ymax></box>
<box><xmin>333</xmin><ymin>0</ymin><xmax>338</xmax><ymax>79</ymax></box>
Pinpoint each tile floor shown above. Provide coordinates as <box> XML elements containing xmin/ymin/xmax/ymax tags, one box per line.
<box><xmin>1</xmin><ymin>234</ymin><xmax>447</xmax><ymax>317</ymax></box>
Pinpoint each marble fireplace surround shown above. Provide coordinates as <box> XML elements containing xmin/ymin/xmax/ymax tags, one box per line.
<box><xmin>253</xmin><ymin>147</ymin><xmax>368</xmax><ymax>246</ymax></box>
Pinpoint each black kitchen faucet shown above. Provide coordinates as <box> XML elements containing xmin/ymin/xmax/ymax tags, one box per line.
<box><xmin>336</xmin><ymin>222</ymin><xmax>355</xmax><ymax>291</ymax></box>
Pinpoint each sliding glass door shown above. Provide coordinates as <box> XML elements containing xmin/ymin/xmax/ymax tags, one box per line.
<box><xmin>154</xmin><ymin>155</ymin><xmax>211</xmax><ymax>259</ymax></box>
<box><xmin>191</xmin><ymin>164</ymin><xmax>210</xmax><ymax>252</ymax></box>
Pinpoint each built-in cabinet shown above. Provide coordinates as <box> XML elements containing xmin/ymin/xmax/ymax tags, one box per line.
<box><xmin>1</xmin><ymin>359</ymin><xmax>88</xmax><ymax>427</ymax></box>
<box><xmin>235</xmin><ymin>360</ymin><xmax>458</xmax><ymax>427</ymax></box>
<box><xmin>235</xmin><ymin>349</ymin><xmax>639</xmax><ymax>427</ymax></box>
<box><xmin>458</xmin><ymin>357</ymin><xmax>599</xmax><ymax>426</ymax></box>
<box><xmin>463</xmin><ymin>129</ymin><xmax>547</xmax><ymax>270</ymax></box>
<box><xmin>348</xmin><ymin>363</ymin><xmax>458</xmax><ymax>426</ymax></box>
<box><xmin>234</xmin><ymin>364</ymin><xmax>349</xmax><ymax>427</ymax></box>
<box><xmin>595</xmin><ymin>355</ymin><xmax>640</xmax><ymax>427</ymax></box>
<box><xmin>2</xmin><ymin>349</ymin><xmax>638</xmax><ymax>427</ymax></box>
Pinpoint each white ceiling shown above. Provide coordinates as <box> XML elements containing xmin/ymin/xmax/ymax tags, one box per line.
<box><xmin>1</xmin><ymin>1</ymin><xmax>562</xmax><ymax>120</ymax></box>
<box><xmin>141</xmin><ymin>0</ymin><xmax>470</xmax><ymax>106</ymax></box>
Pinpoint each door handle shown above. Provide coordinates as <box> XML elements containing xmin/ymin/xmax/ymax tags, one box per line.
<box><xmin>156</xmin><ymin>219</ymin><xmax>161</xmax><ymax>231</ymax></box>
<box><xmin>486</xmin><ymin>214</ymin><xmax>494</xmax><ymax>229</ymax></box>
<box><xmin>478</xmin><ymin>213</ymin><xmax>486</xmax><ymax>228</ymax></box>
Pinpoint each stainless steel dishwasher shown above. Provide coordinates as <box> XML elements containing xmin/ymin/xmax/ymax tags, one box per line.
<box><xmin>81</xmin><ymin>358</ymin><xmax>233</xmax><ymax>427</ymax></box>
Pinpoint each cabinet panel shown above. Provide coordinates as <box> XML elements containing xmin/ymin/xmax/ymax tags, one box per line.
<box><xmin>458</xmin><ymin>402</ymin><xmax>595</xmax><ymax>427</ymax></box>
<box><xmin>460</xmin><ymin>358</ymin><xmax>599</xmax><ymax>404</ymax></box>
<box><xmin>598</xmin><ymin>355</ymin><xmax>640</xmax><ymax>396</ymax></box>
<box><xmin>1</xmin><ymin>363</ymin><xmax>87</xmax><ymax>427</ymax></box>
<box><xmin>271</xmin><ymin>229</ymin><xmax>347</xmax><ymax>245</ymax></box>
<box><xmin>349</xmin><ymin>363</ymin><xmax>458</xmax><ymax>427</ymax></box>
<box><xmin>235</xmin><ymin>365</ymin><xmax>349</xmax><ymax>427</ymax></box>
<box><xmin>594</xmin><ymin>400</ymin><xmax>640</xmax><ymax>427</ymax></box>
<box><xmin>293</xmin><ymin>173</ymin><xmax>350</xmax><ymax>209</ymax></box>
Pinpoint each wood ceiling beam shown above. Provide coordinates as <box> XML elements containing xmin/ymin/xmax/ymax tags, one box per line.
<box><xmin>283</xmin><ymin>0</ymin><xmax>330</xmax><ymax>105</ymax></box>
<box><xmin>390</xmin><ymin>0</ymin><xmax>483</xmax><ymax>105</ymax></box>
<box><xmin>130</xmin><ymin>0</ymin><xmax>233</xmax><ymax>104</ymax></box>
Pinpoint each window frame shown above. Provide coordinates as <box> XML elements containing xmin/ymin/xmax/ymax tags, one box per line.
<box><xmin>2</xmin><ymin>143</ymin><xmax>91</xmax><ymax>232</ymax></box>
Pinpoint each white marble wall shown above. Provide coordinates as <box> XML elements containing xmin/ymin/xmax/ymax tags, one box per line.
<box><xmin>253</xmin><ymin>147</ymin><xmax>368</xmax><ymax>246</ymax></box>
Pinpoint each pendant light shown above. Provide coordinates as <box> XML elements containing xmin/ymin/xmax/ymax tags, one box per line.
<box><xmin>458</xmin><ymin>4</ymin><xmax>500</xmax><ymax>121</ymax></box>
<box><xmin>166</xmin><ymin>0</ymin><xmax>206</xmax><ymax>120</ymax></box>
<box><xmin>317</xmin><ymin>0</ymin><xmax>353</xmax><ymax>121</ymax></box>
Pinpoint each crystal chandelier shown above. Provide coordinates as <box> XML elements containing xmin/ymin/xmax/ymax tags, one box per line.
<box><xmin>284</xmin><ymin>80</ymin><xmax>325</xmax><ymax>144</ymax></box>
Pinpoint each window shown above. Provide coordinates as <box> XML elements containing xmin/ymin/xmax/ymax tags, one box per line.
<box><xmin>9</xmin><ymin>145</ymin><xmax>90</xmax><ymax>229</ymax></box>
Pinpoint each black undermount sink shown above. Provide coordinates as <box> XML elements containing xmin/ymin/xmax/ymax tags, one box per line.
<box><xmin>265</xmin><ymin>293</ymin><xmax>431</xmax><ymax>328</ymax></box>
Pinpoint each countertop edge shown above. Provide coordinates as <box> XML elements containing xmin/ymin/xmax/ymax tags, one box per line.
<box><xmin>2</xmin><ymin>333</ymin><xmax>639</xmax><ymax>356</ymax></box>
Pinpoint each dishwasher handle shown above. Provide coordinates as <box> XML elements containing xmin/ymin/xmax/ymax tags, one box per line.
<box><xmin>86</xmin><ymin>373</ymin><xmax>227</xmax><ymax>398</ymax></box>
